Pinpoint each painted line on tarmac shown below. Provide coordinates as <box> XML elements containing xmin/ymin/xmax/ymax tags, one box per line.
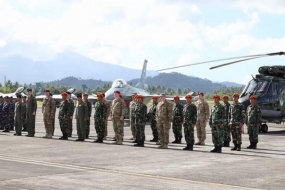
<box><xmin>0</xmin><ymin>155</ymin><xmax>262</xmax><ymax>190</ymax></box>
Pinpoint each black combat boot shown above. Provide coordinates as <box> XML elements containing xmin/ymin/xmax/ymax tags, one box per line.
<box><xmin>217</xmin><ymin>146</ymin><xmax>222</xmax><ymax>153</ymax></box>
<box><xmin>140</xmin><ymin>137</ymin><xmax>145</xmax><ymax>147</ymax></box>
<box><xmin>86</xmin><ymin>134</ymin><xmax>89</xmax><ymax>139</ymax></box>
<box><xmin>210</xmin><ymin>146</ymin><xmax>218</xmax><ymax>152</ymax></box>
<box><xmin>237</xmin><ymin>144</ymin><xmax>241</xmax><ymax>151</ymax></box>
<box><xmin>94</xmin><ymin>138</ymin><xmax>100</xmax><ymax>143</ymax></box>
<box><xmin>252</xmin><ymin>143</ymin><xmax>257</xmax><ymax>149</ymax></box>
<box><xmin>247</xmin><ymin>143</ymin><xmax>253</xmax><ymax>149</ymax></box>
<box><xmin>223</xmin><ymin>141</ymin><xmax>226</xmax><ymax>147</ymax></box>
<box><xmin>134</xmin><ymin>139</ymin><xmax>141</xmax><ymax>146</ymax></box>
<box><xmin>231</xmin><ymin>143</ymin><xmax>237</xmax><ymax>151</ymax></box>
<box><xmin>62</xmin><ymin>133</ymin><xmax>68</xmax><ymax>140</ymax></box>
<box><xmin>98</xmin><ymin>138</ymin><xmax>103</xmax><ymax>143</ymax></box>
<box><xmin>154</xmin><ymin>136</ymin><xmax>158</xmax><ymax>142</ymax></box>
<box><xmin>189</xmin><ymin>144</ymin><xmax>193</xmax><ymax>151</ymax></box>
<box><xmin>172</xmin><ymin>137</ymin><xmax>178</xmax><ymax>143</ymax></box>
<box><xmin>177</xmin><ymin>137</ymin><xmax>182</xmax><ymax>144</ymax></box>
<box><xmin>225</xmin><ymin>141</ymin><xmax>230</xmax><ymax>147</ymax></box>
<box><xmin>183</xmin><ymin>144</ymin><xmax>190</xmax><ymax>150</ymax></box>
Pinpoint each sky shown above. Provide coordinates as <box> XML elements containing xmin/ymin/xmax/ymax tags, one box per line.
<box><xmin>0</xmin><ymin>0</ymin><xmax>285</xmax><ymax>84</ymax></box>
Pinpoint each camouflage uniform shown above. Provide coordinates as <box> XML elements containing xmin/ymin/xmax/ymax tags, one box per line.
<box><xmin>68</xmin><ymin>99</ymin><xmax>75</xmax><ymax>137</ymax></box>
<box><xmin>209</xmin><ymin>103</ymin><xmax>225</xmax><ymax>152</ymax></box>
<box><xmin>9</xmin><ymin>100</ymin><xmax>15</xmax><ymax>130</ymax></box>
<box><xmin>58</xmin><ymin>100</ymin><xmax>71</xmax><ymax>139</ymax></box>
<box><xmin>26</xmin><ymin>95</ymin><xmax>37</xmax><ymax>137</ymax></box>
<box><xmin>156</xmin><ymin>100</ymin><xmax>173</xmax><ymax>148</ymax></box>
<box><xmin>223</xmin><ymin>102</ymin><xmax>231</xmax><ymax>146</ymax></box>
<box><xmin>134</xmin><ymin>102</ymin><xmax>147</xmax><ymax>146</ymax></box>
<box><xmin>14</xmin><ymin>101</ymin><xmax>24</xmax><ymax>135</ymax></box>
<box><xmin>103</xmin><ymin>100</ymin><xmax>111</xmax><ymax>138</ymax></box>
<box><xmin>75</xmin><ymin>101</ymin><xmax>88</xmax><ymax>141</ymax></box>
<box><xmin>147</xmin><ymin>103</ymin><xmax>158</xmax><ymax>141</ymax></box>
<box><xmin>22</xmin><ymin>101</ymin><xmax>27</xmax><ymax>131</ymax></box>
<box><xmin>0</xmin><ymin>100</ymin><xmax>3</xmax><ymax>130</ymax></box>
<box><xmin>229</xmin><ymin>103</ymin><xmax>245</xmax><ymax>150</ymax></box>
<box><xmin>84</xmin><ymin>99</ymin><xmax>92</xmax><ymax>138</ymax></box>
<box><xmin>2</xmin><ymin>100</ymin><xmax>10</xmax><ymax>131</ymax></box>
<box><xmin>94</xmin><ymin>101</ymin><xmax>107</xmax><ymax>142</ymax></box>
<box><xmin>172</xmin><ymin>103</ymin><xmax>184</xmax><ymax>143</ymax></box>
<box><xmin>246</xmin><ymin>104</ymin><xmax>261</xmax><ymax>149</ymax></box>
<box><xmin>42</xmin><ymin>96</ymin><xmax>56</xmax><ymax>138</ymax></box>
<box><xmin>196</xmin><ymin>100</ymin><xmax>209</xmax><ymax>144</ymax></box>
<box><xmin>52</xmin><ymin>99</ymin><xmax>56</xmax><ymax>135</ymax></box>
<box><xmin>129</xmin><ymin>100</ymin><xmax>137</xmax><ymax>139</ymax></box>
<box><xmin>182</xmin><ymin>103</ymin><xmax>197</xmax><ymax>150</ymax></box>
<box><xmin>110</xmin><ymin>98</ymin><xmax>126</xmax><ymax>144</ymax></box>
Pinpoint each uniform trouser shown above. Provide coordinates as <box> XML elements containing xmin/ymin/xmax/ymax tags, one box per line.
<box><xmin>135</xmin><ymin>121</ymin><xmax>145</xmax><ymax>142</ymax></box>
<box><xmin>68</xmin><ymin>119</ymin><xmax>73</xmax><ymax>136</ymax></box>
<box><xmin>196</xmin><ymin>119</ymin><xmax>207</xmax><ymax>143</ymax></box>
<box><xmin>10</xmin><ymin>117</ymin><xmax>14</xmax><ymax>130</ymax></box>
<box><xmin>15</xmin><ymin>116</ymin><xmax>23</xmax><ymax>135</ymax></box>
<box><xmin>157</xmin><ymin>120</ymin><xmax>171</xmax><ymax>146</ymax></box>
<box><xmin>211</xmin><ymin>125</ymin><xmax>224</xmax><ymax>146</ymax></box>
<box><xmin>3</xmin><ymin>116</ymin><xmax>9</xmax><ymax>130</ymax></box>
<box><xmin>223</xmin><ymin>125</ymin><xmax>231</xmax><ymax>142</ymax></box>
<box><xmin>104</xmin><ymin>120</ymin><xmax>108</xmax><ymax>137</ymax></box>
<box><xmin>231</xmin><ymin>124</ymin><xmax>242</xmax><ymax>145</ymax></box>
<box><xmin>95</xmin><ymin>118</ymin><xmax>105</xmax><ymax>139</ymax></box>
<box><xmin>52</xmin><ymin>116</ymin><xmax>55</xmax><ymax>135</ymax></box>
<box><xmin>112</xmin><ymin>117</ymin><xmax>124</xmax><ymax>141</ymax></box>
<box><xmin>172</xmin><ymin>120</ymin><xmax>182</xmax><ymax>139</ymax></box>
<box><xmin>248</xmin><ymin>125</ymin><xmax>259</xmax><ymax>144</ymax></box>
<box><xmin>85</xmin><ymin>119</ymin><xmax>90</xmax><ymax>136</ymax></box>
<box><xmin>27</xmin><ymin>113</ymin><xmax>35</xmax><ymax>135</ymax></box>
<box><xmin>184</xmin><ymin>124</ymin><xmax>194</xmax><ymax>145</ymax></box>
<box><xmin>59</xmin><ymin>118</ymin><xmax>68</xmax><ymax>134</ymax></box>
<box><xmin>150</xmin><ymin>120</ymin><xmax>158</xmax><ymax>138</ymax></box>
<box><xmin>23</xmin><ymin>116</ymin><xmax>27</xmax><ymax>130</ymax></box>
<box><xmin>130</xmin><ymin>119</ymin><xmax>136</xmax><ymax>138</ymax></box>
<box><xmin>76</xmin><ymin>118</ymin><xmax>86</xmax><ymax>140</ymax></box>
<box><xmin>43</xmin><ymin>114</ymin><xmax>53</xmax><ymax>136</ymax></box>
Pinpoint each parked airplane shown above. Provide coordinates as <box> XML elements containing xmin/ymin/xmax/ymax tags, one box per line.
<box><xmin>0</xmin><ymin>87</ymin><xmax>26</xmax><ymax>100</ymax></box>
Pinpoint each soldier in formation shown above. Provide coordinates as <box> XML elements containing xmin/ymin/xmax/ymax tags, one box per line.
<box><xmin>14</xmin><ymin>94</ymin><xmax>24</xmax><ymax>136</ymax></box>
<box><xmin>22</xmin><ymin>96</ymin><xmax>27</xmax><ymax>131</ymax></box>
<box><xmin>102</xmin><ymin>93</ymin><xmax>111</xmax><ymax>140</ymax></box>
<box><xmin>9</xmin><ymin>96</ymin><xmax>15</xmax><ymax>131</ymax></box>
<box><xmin>147</xmin><ymin>96</ymin><xmax>158</xmax><ymax>142</ymax></box>
<box><xmin>58</xmin><ymin>92</ymin><xmax>71</xmax><ymax>140</ymax></box>
<box><xmin>67</xmin><ymin>92</ymin><xmax>75</xmax><ymax>137</ymax></box>
<box><xmin>26</xmin><ymin>88</ymin><xmax>37</xmax><ymax>137</ymax></box>
<box><xmin>50</xmin><ymin>93</ymin><xmax>56</xmax><ymax>135</ymax></box>
<box><xmin>172</xmin><ymin>96</ymin><xmax>183</xmax><ymax>144</ymax></box>
<box><xmin>129</xmin><ymin>93</ymin><xmax>137</xmax><ymax>141</ymax></box>
<box><xmin>182</xmin><ymin>94</ymin><xmax>197</xmax><ymax>151</ymax></box>
<box><xmin>42</xmin><ymin>89</ymin><xmax>56</xmax><ymax>138</ymax></box>
<box><xmin>133</xmin><ymin>95</ymin><xmax>147</xmax><ymax>147</ymax></box>
<box><xmin>83</xmin><ymin>93</ymin><xmax>92</xmax><ymax>139</ymax></box>
<box><xmin>222</xmin><ymin>95</ymin><xmax>231</xmax><ymax>147</ymax></box>
<box><xmin>75</xmin><ymin>93</ymin><xmax>88</xmax><ymax>141</ymax></box>
<box><xmin>195</xmin><ymin>92</ymin><xmax>209</xmax><ymax>145</ymax></box>
<box><xmin>94</xmin><ymin>93</ymin><xmax>107</xmax><ymax>143</ymax></box>
<box><xmin>2</xmin><ymin>96</ymin><xmax>12</xmax><ymax>132</ymax></box>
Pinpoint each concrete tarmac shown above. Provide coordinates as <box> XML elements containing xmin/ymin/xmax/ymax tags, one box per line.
<box><xmin>1</xmin><ymin>107</ymin><xmax>285</xmax><ymax>189</ymax></box>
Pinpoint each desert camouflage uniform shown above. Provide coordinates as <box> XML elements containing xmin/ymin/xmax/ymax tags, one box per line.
<box><xmin>209</xmin><ymin>104</ymin><xmax>225</xmax><ymax>147</ymax></box>
<box><xmin>246</xmin><ymin>104</ymin><xmax>261</xmax><ymax>146</ymax></box>
<box><xmin>84</xmin><ymin>99</ymin><xmax>92</xmax><ymax>138</ymax></box>
<box><xmin>230</xmin><ymin>103</ymin><xmax>245</xmax><ymax>145</ymax></box>
<box><xmin>42</xmin><ymin>96</ymin><xmax>56</xmax><ymax>137</ymax></box>
<box><xmin>134</xmin><ymin>102</ymin><xmax>147</xmax><ymax>146</ymax></box>
<box><xmin>172</xmin><ymin>102</ymin><xmax>183</xmax><ymax>142</ymax></box>
<box><xmin>147</xmin><ymin>103</ymin><xmax>158</xmax><ymax>141</ymax></box>
<box><xmin>94</xmin><ymin>101</ymin><xmax>107</xmax><ymax>141</ymax></box>
<box><xmin>183</xmin><ymin>103</ymin><xmax>197</xmax><ymax>148</ymax></box>
<box><xmin>196</xmin><ymin>100</ymin><xmax>209</xmax><ymax>144</ymax></box>
<box><xmin>110</xmin><ymin>98</ymin><xmax>126</xmax><ymax>144</ymax></box>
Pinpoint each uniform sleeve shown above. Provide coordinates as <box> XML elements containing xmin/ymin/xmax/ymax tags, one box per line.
<box><xmin>240</xmin><ymin>104</ymin><xmax>245</xmax><ymax>124</ymax></box>
<box><xmin>143</xmin><ymin>104</ymin><xmax>147</xmax><ymax>122</ymax></box>
<box><xmin>42</xmin><ymin>101</ymin><xmax>44</xmax><ymax>114</ymax></box>
<box><xmin>110</xmin><ymin>101</ymin><xmax>114</xmax><ymax>117</ymax></box>
<box><xmin>191</xmin><ymin>105</ymin><xmax>197</xmax><ymax>125</ymax></box>
<box><xmin>121</xmin><ymin>99</ymin><xmax>126</xmax><ymax>118</ymax></box>
<box><xmin>204</xmin><ymin>102</ymin><xmax>210</xmax><ymax>121</ymax></box>
<box><xmin>245</xmin><ymin>107</ymin><xmax>249</xmax><ymax>125</ymax></box>
<box><xmin>167</xmin><ymin>102</ymin><xmax>173</xmax><ymax>122</ymax></box>
<box><xmin>102</xmin><ymin>103</ymin><xmax>107</xmax><ymax>119</ymax></box>
<box><xmin>33</xmin><ymin>97</ymin><xmax>37</xmax><ymax>112</ymax></box>
<box><xmin>106</xmin><ymin>102</ymin><xmax>110</xmax><ymax>117</ymax></box>
<box><xmin>67</xmin><ymin>102</ymin><xmax>72</xmax><ymax>118</ymax></box>
<box><xmin>256</xmin><ymin>107</ymin><xmax>262</xmax><ymax>125</ymax></box>
<box><xmin>229</xmin><ymin>105</ymin><xmax>233</xmax><ymax>123</ymax></box>
<box><xmin>209</xmin><ymin>107</ymin><xmax>212</xmax><ymax>126</ymax></box>
<box><xmin>51</xmin><ymin>99</ymin><xmax>56</xmax><ymax>116</ymax></box>
<box><xmin>84</xmin><ymin>102</ymin><xmax>88</xmax><ymax>118</ymax></box>
<box><xmin>221</xmin><ymin>105</ymin><xmax>226</xmax><ymax>126</ymax></box>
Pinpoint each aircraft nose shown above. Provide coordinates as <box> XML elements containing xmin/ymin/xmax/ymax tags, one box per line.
<box><xmin>104</xmin><ymin>90</ymin><xmax>114</xmax><ymax>100</ymax></box>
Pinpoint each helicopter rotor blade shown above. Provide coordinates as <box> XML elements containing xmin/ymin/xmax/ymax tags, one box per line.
<box><xmin>156</xmin><ymin>51</ymin><xmax>284</xmax><ymax>72</ymax></box>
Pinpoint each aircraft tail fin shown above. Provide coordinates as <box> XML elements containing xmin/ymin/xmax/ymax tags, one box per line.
<box><xmin>135</xmin><ymin>60</ymin><xmax>148</xmax><ymax>89</ymax></box>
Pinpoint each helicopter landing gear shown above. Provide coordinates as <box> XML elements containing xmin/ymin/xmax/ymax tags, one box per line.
<box><xmin>259</xmin><ymin>124</ymin><xmax>268</xmax><ymax>133</ymax></box>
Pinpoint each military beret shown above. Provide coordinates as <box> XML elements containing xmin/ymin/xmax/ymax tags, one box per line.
<box><xmin>17</xmin><ymin>94</ymin><xmax>22</xmax><ymax>98</ymax></box>
<box><xmin>77</xmin><ymin>93</ymin><xmax>82</xmax><ymax>98</ymax></box>
<box><xmin>66</xmin><ymin>92</ymin><xmax>71</xmax><ymax>95</ymax></box>
<box><xmin>152</xmin><ymin>96</ymin><xmax>158</xmax><ymax>99</ymax></box>
<box><xmin>83</xmin><ymin>93</ymin><xmax>88</xmax><ymax>97</ymax></box>
<box><xmin>213</xmin><ymin>94</ymin><xmax>220</xmax><ymax>99</ymax></box>
<box><xmin>160</xmin><ymin>93</ymin><xmax>166</xmax><ymax>97</ymax></box>
<box><xmin>232</xmin><ymin>93</ymin><xmax>239</xmax><ymax>98</ymax></box>
<box><xmin>198</xmin><ymin>92</ymin><xmax>204</xmax><ymax>96</ymax></box>
<box><xmin>250</xmin><ymin>95</ymin><xmax>257</xmax><ymax>100</ymax></box>
<box><xmin>136</xmin><ymin>95</ymin><xmax>143</xmax><ymax>99</ymax></box>
<box><xmin>114</xmin><ymin>90</ymin><xmax>121</xmax><ymax>94</ymax></box>
<box><xmin>44</xmin><ymin>89</ymin><xmax>50</xmax><ymax>92</ymax></box>
<box><xmin>61</xmin><ymin>92</ymin><xmax>67</xmax><ymax>97</ymax></box>
<box><xmin>97</xmin><ymin>93</ymin><xmax>104</xmax><ymax>98</ymax></box>
<box><xmin>27</xmin><ymin>88</ymin><xmax>32</xmax><ymax>92</ymax></box>
<box><xmin>173</xmin><ymin>95</ymin><xmax>180</xmax><ymax>100</ymax></box>
<box><xmin>223</xmin><ymin>95</ymin><xmax>229</xmax><ymax>99</ymax></box>
<box><xmin>185</xmin><ymin>94</ymin><xmax>192</xmax><ymax>99</ymax></box>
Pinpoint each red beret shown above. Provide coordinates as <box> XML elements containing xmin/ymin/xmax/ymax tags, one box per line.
<box><xmin>44</xmin><ymin>89</ymin><xmax>50</xmax><ymax>92</ymax></box>
<box><xmin>61</xmin><ymin>92</ymin><xmax>67</xmax><ymax>97</ymax></box>
<box><xmin>185</xmin><ymin>94</ymin><xmax>192</xmax><ymax>99</ymax></box>
<box><xmin>250</xmin><ymin>95</ymin><xmax>257</xmax><ymax>100</ymax></box>
<box><xmin>198</xmin><ymin>92</ymin><xmax>204</xmax><ymax>96</ymax></box>
<box><xmin>213</xmin><ymin>94</ymin><xmax>220</xmax><ymax>99</ymax></box>
<box><xmin>97</xmin><ymin>93</ymin><xmax>104</xmax><ymax>98</ymax></box>
<box><xmin>136</xmin><ymin>95</ymin><xmax>143</xmax><ymax>99</ymax></box>
<box><xmin>173</xmin><ymin>95</ymin><xmax>180</xmax><ymax>100</ymax></box>
<box><xmin>114</xmin><ymin>90</ymin><xmax>121</xmax><ymax>94</ymax></box>
<box><xmin>232</xmin><ymin>93</ymin><xmax>239</xmax><ymax>98</ymax></box>
<box><xmin>223</xmin><ymin>95</ymin><xmax>229</xmax><ymax>99</ymax></box>
<box><xmin>83</xmin><ymin>93</ymin><xmax>88</xmax><ymax>97</ymax></box>
<box><xmin>152</xmin><ymin>96</ymin><xmax>158</xmax><ymax>99</ymax></box>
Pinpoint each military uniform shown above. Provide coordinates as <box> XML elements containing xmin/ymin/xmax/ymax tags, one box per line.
<box><xmin>84</xmin><ymin>99</ymin><xmax>92</xmax><ymax>138</ymax></box>
<box><xmin>68</xmin><ymin>98</ymin><xmax>75</xmax><ymax>137</ymax></box>
<box><xmin>9</xmin><ymin>98</ymin><xmax>15</xmax><ymax>131</ymax></box>
<box><xmin>94</xmin><ymin>100</ymin><xmax>107</xmax><ymax>143</ymax></box>
<box><xmin>172</xmin><ymin>102</ymin><xmax>183</xmax><ymax>143</ymax></box>
<box><xmin>103</xmin><ymin>99</ymin><xmax>111</xmax><ymax>138</ymax></box>
<box><xmin>223</xmin><ymin>101</ymin><xmax>231</xmax><ymax>146</ymax></box>
<box><xmin>26</xmin><ymin>92</ymin><xmax>37</xmax><ymax>137</ymax></box>
<box><xmin>58</xmin><ymin>99</ymin><xmax>71</xmax><ymax>140</ymax></box>
<box><xmin>75</xmin><ymin>98</ymin><xmax>88</xmax><ymax>141</ymax></box>
<box><xmin>147</xmin><ymin>102</ymin><xmax>158</xmax><ymax>142</ymax></box>
<box><xmin>156</xmin><ymin>98</ymin><xmax>173</xmax><ymax>148</ymax></box>
<box><xmin>0</xmin><ymin>98</ymin><xmax>4</xmax><ymax>130</ymax></box>
<box><xmin>182</xmin><ymin>101</ymin><xmax>197</xmax><ymax>150</ymax></box>
<box><xmin>209</xmin><ymin>99</ymin><xmax>225</xmax><ymax>153</ymax></box>
<box><xmin>42</xmin><ymin>95</ymin><xmax>56</xmax><ymax>138</ymax></box>
<box><xmin>129</xmin><ymin>100</ymin><xmax>137</xmax><ymax>140</ymax></box>
<box><xmin>196</xmin><ymin>99</ymin><xmax>209</xmax><ymax>145</ymax></box>
<box><xmin>14</xmin><ymin>100</ymin><xmax>24</xmax><ymax>135</ymax></box>
<box><xmin>230</xmin><ymin>102</ymin><xmax>245</xmax><ymax>150</ymax></box>
<box><xmin>2</xmin><ymin>98</ymin><xmax>11</xmax><ymax>132</ymax></box>
<box><xmin>110</xmin><ymin>95</ymin><xmax>126</xmax><ymax>145</ymax></box>
<box><xmin>50</xmin><ymin>93</ymin><xmax>56</xmax><ymax>135</ymax></box>
<box><xmin>134</xmin><ymin>100</ymin><xmax>147</xmax><ymax>147</ymax></box>
<box><xmin>22</xmin><ymin>98</ymin><xmax>27</xmax><ymax>131</ymax></box>
<box><xmin>246</xmin><ymin>103</ymin><xmax>261</xmax><ymax>149</ymax></box>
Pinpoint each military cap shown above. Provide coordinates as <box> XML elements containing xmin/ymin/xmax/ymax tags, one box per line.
<box><xmin>23</xmin><ymin>96</ymin><xmax>27</xmax><ymax>98</ymax></box>
<box><xmin>223</xmin><ymin>95</ymin><xmax>229</xmax><ymax>99</ymax></box>
<box><xmin>17</xmin><ymin>94</ymin><xmax>22</xmax><ymax>98</ymax></box>
<box><xmin>160</xmin><ymin>93</ymin><xmax>166</xmax><ymax>97</ymax></box>
<box><xmin>61</xmin><ymin>92</ymin><xmax>67</xmax><ymax>97</ymax></box>
<box><xmin>232</xmin><ymin>93</ymin><xmax>239</xmax><ymax>98</ymax></box>
<box><xmin>114</xmin><ymin>90</ymin><xmax>121</xmax><ymax>94</ymax></box>
<box><xmin>76</xmin><ymin>93</ymin><xmax>82</xmax><ymax>98</ymax></box>
<box><xmin>83</xmin><ymin>93</ymin><xmax>88</xmax><ymax>97</ymax></box>
<box><xmin>44</xmin><ymin>89</ymin><xmax>50</xmax><ymax>92</ymax></box>
<box><xmin>152</xmin><ymin>96</ymin><xmax>158</xmax><ymax>99</ymax></box>
<box><xmin>185</xmin><ymin>94</ymin><xmax>192</xmax><ymax>99</ymax></box>
<box><xmin>173</xmin><ymin>95</ymin><xmax>180</xmax><ymax>100</ymax></box>
<box><xmin>212</xmin><ymin>94</ymin><xmax>220</xmax><ymax>99</ymax></box>
<box><xmin>66</xmin><ymin>91</ymin><xmax>71</xmax><ymax>95</ymax></box>
<box><xmin>250</xmin><ymin>95</ymin><xmax>257</xmax><ymax>100</ymax></box>
<box><xmin>198</xmin><ymin>92</ymin><xmax>204</xmax><ymax>96</ymax></box>
<box><xmin>27</xmin><ymin>88</ymin><xmax>32</xmax><ymax>92</ymax></box>
<box><xmin>97</xmin><ymin>93</ymin><xmax>104</xmax><ymax>98</ymax></box>
<box><xmin>136</xmin><ymin>95</ymin><xmax>143</xmax><ymax>99</ymax></box>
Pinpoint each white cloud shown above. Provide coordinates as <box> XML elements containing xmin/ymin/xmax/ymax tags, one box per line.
<box><xmin>0</xmin><ymin>39</ymin><xmax>6</xmax><ymax>47</ymax></box>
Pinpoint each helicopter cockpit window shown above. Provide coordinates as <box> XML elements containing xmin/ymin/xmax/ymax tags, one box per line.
<box><xmin>111</xmin><ymin>79</ymin><xmax>127</xmax><ymax>88</ymax></box>
<box><xmin>256</xmin><ymin>81</ymin><xmax>269</xmax><ymax>93</ymax></box>
<box><xmin>242</xmin><ymin>80</ymin><xmax>269</xmax><ymax>95</ymax></box>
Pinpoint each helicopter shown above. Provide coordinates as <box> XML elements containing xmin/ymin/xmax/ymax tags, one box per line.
<box><xmin>157</xmin><ymin>51</ymin><xmax>285</xmax><ymax>133</ymax></box>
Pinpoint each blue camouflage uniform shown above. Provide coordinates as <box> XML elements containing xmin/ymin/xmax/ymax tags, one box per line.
<box><xmin>9</xmin><ymin>99</ymin><xmax>15</xmax><ymax>130</ymax></box>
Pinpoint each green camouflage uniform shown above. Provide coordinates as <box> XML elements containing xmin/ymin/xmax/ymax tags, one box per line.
<box><xmin>22</xmin><ymin>101</ymin><xmax>27</xmax><ymax>131</ymax></box>
<box><xmin>230</xmin><ymin>103</ymin><xmax>245</xmax><ymax>145</ymax></box>
<box><xmin>223</xmin><ymin>102</ymin><xmax>231</xmax><ymax>143</ymax></box>
<box><xmin>172</xmin><ymin>103</ymin><xmax>184</xmax><ymax>141</ymax></box>
<box><xmin>103</xmin><ymin>100</ymin><xmax>110</xmax><ymax>138</ymax></box>
<box><xmin>246</xmin><ymin>104</ymin><xmax>261</xmax><ymax>145</ymax></box>
<box><xmin>58</xmin><ymin>100</ymin><xmax>71</xmax><ymax>135</ymax></box>
<box><xmin>147</xmin><ymin>103</ymin><xmax>158</xmax><ymax>140</ymax></box>
<box><xmin>94</xmin><ymin>101</ymin><xmax>107</xmax><ymax>140</ymax></box>
<box><xmin>209</xmin><ymin>104</ymin><xmax>225</xmax><ymax>147</ymax></box>
<box><xmin>129</xmin><ymin>100</ymin><xmax>137</xmax><ymax>139</ymax></box>
<box><xmin>134</xmin><ymin>102</ymin><xmax>147</xmax><ymax>146</ymax></box>
<box><xmin>84</xmin><ymin>100</ymin><xmax>92</xmax><ymax>137</ymax></box>
<box><xmin>68</xmin><ymin>99</ymin><xmax>75</xmax><ymax>137</ymax></box>
<box><xmin>183</xmin><ymin>103</ymin><xmax>197</xmax><ymax>146</ymax></box>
